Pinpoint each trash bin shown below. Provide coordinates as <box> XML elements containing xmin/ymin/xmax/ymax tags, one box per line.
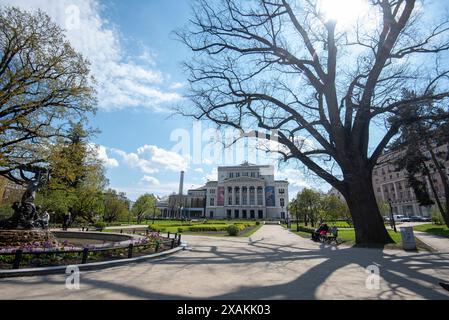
<box><xmin>400</xmin><ymin>227</ymin><xmax>417</xmax><ymax>251</ymax></box>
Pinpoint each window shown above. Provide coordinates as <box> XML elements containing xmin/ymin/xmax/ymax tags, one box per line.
<box><xmin>210</xmin><ymin>211</ymin><xmax>214</xmax><ymax>218</ymax></box>
<box><xmin>229</xmin><ymin>173</ymin><xmax>234</xmax><ymax>178</ymax></box>
<box><xmin>227</xmin><ymin>210</ymin><xmax>232</xmax><ymax>219</ymax></box>
<box><xmin>249</xmin><ymin>187</ymin><xmax>256</xmax><ymax>205</ymax></box>
<box><xmin>258</xmin><ymin>210</ymin><xmax>263</xmax><ymax>219</ymax></box>
<box><xmin>280</xmin><ymin>198</ymin><xmax>285</xmax><ymax>207</ymax></box>
<box><xmin>234</xmin><ymin>210</ymin><xmax>239</xmax><ymax>219</ymax></box>
<box><xmin>257</xmin><ymin>187</ymin><xmax>263</xmax><ymax>206</ymax></box>
<box><xmin>236</xmin><ymin>172</ymin><xmax>240</xmax><ymax>178</ymax></box>
<box><xmin>243</xmin><ymin>172</ymin><xmax>248</xmax><ymax>177</ymax></box>
<box><xmin>251</xmin><ymin>172</ymin><xmax>256</xmax><ymax>178</ymax></box>
<box><xmin>242</xmin><ymin>187</ymin><xmax>248</xmax><ymax>205</ymax></box>
<box><xmin>210</xmin><ymin>198</ymin><xmax>215</xmax><ymax>206</ymax></box>
<box><xmin>250</xmin><ymin>210</ymin><xmax>255</xmax><ymax>219</ymax></box>
<box><xmin>242</xmin><ymin>210</ymin><xmax>247</xmax><ymax>219</ymax></box>
<box><xmin>210</xmin><ymin>189</ymin><xmax>216</xmax><ymax>194</ymax></box>
<box><xmin>279</xmin><ymin>188</ymin><xmax>285</xmax><ymax>194</ymax></box>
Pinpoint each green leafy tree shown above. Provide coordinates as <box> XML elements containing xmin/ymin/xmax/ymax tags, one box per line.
<box><xmin>38</xmin><ymin>124</ymin><xmax>108</xmax><ymax>224</ymax></box>
<box><xmin>132</xmin><ymin>194</ymin><xmax>158</xmax><ymax>224</ymax></box>
<box><xmin>320</xmin><ymin>194</ymin><xmax>350</xmax><ymax>223</ymax></box>
<box><xmin>103</xmin><ymin>189</ymin><xmax>130</xmax><ymax>223</ymax></box>
<box><xmin>0</xmin><ymin>7</ymin><xmax>96</xmax><ymax>185</ymax></box>
<box><xmin>391</xmin><ymin>92</ymin><xmax>449</xmax><ymax>227</ymax></box>
<box><xmin>297</xmin><ymin>188</ymin><xmax>321</xmax><ymax>227</ymax></box>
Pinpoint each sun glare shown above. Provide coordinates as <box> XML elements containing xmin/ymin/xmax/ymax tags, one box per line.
<box><xmin>317</xmin><ymin>0</ymin><xmax>370</xmax><ymax>27</ymax></box>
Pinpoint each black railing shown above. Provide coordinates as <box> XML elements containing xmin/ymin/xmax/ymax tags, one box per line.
<box><xmin>0</xmin><ymin>232</ymin><xmax>182</xmax><ymax>270</ymax></box>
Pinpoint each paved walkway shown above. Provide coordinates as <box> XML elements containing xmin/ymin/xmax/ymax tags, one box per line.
<box><xmin>1</xmin><ymin>225</ymin><xmax>449</xmax><ymax>300</ymax></box>
<box><xmin>387</xmin><ymin>222</ymin><xmax>449</xmax><ymax>252</ymax></box>
<box><xmin>413</xmin><ymin>231</ymin><xmax>449</xmax><ymax>252</ymax></box>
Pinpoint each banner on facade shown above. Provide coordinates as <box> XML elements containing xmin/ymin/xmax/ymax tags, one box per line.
<box><xmin>217</xmin><ymin>186</ymin><xmax>225</xmax><ymax>206</ymax></box>
<box><xmin>265</xmin><ymin>186</ymin><xmax>275</xmax><ymax>207</ymax></box>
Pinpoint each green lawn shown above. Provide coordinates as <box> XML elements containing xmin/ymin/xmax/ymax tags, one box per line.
<box><xmin>106</xmin><ymin>220</ymin><xmax>262</xmax><ymax>238</ymax></box>
<box><xmin>413</xmin><ymin>224</ymin><xmax>449</xmax><ymax>238</ymax></box>
<box><xmin>285</xmin><ymin>225</ymin><xmax>431</xmax><ymax>251</ymax></box>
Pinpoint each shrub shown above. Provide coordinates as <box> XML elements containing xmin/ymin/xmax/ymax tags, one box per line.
<box><xmin>256</xmin><ymin>221</ymin><xmax>260</xmax><ymax>226</ymax></box>
<box><xmin>148</xmin><ymin>225</ymin><xmax>165</xmax><ymax>232</ymax></box>
<box><xmin>94</xmin><ymin>222</ymin><xmax>106</xmax><ymax>231</ymax></box>
<box><xmin>432</xmin><ymin>209</ymin><xmax>445</xmax><ymax>225</ymax></box>
<box><xmin>297</xmin><ymin>226</ymin><xmax>315</xmax><ymax>234</ymax></box>
<box><xmin>178</xmin><ymin>227</ymin><xmax>184</xmax><ymax>233</ymax></box>
<box><xmin>188</xmin><ymin>225</ymin><xmax>225</xmax><ymax>232</ymax></box>
<box><xmin>227</xmin><ymin>225</ymin><xmax>240</xmax><ymax>236</ymax></box>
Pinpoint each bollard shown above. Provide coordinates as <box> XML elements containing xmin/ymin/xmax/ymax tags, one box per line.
<box><xmin>13</xmin><ymin>250</ymin><xmax>23</xmax><ymax>270</ymax></box>
<box><xmin>167</xmin><ymin>231</ymin><xmax>171</xmax><ymax>239</ymax></box>
<box><xmin>81</xmin><ymin>248</ymin><xmax>89</xmax><ymax>264</ymax></box>
<box><xmin>120</xmin><ymin>229</ymin><xmax>123</xmax><ymax>234</ymax></box>
<box><xmin>128</xmin><ymin>244</ymin><xmax>134</xmax><ymax>259</ymax></box>
<box><xmin>178</xmin><ymin>234</ymin><xmax>182</xmax><ymax>247</ymax></box>
<box><xmin>171</xmin><ymin>238</ymin><xmax>175</xmax><ymax>249</ymax></box>
<box><xmin>155</xmin><ymin>242</ymin><xmax>160</xmax><ymax>253</ymax></box>
<box><xmin>174</xmin><ymin>233</ymin><xmax>178</xmax><ymax>240</ymax></box>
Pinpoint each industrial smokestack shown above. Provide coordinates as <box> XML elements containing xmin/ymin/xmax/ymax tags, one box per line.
<box><xmin>179</xmin><ymin>171</ymin><xmax>185</xmax><ymax>196</ymax></box>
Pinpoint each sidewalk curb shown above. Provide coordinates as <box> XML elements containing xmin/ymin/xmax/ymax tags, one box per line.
<box><xmin>0</xmin><ymin>246</ymin><xmax>185</xmax><ymax>279</ymax></box>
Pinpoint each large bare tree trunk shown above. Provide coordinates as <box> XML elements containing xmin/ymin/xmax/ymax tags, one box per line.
<box><xmin>342</xmin><ymin>163</ymin><xmax>394</xmax><ymax>246</ymax></box>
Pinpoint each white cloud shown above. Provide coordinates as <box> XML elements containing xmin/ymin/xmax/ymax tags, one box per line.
<box><xmin>111</xmin><ymin>148</ymin><xmax>159</xmax><ymax>174</ymax></box>
<box><xmin>141</xmin><ymin>176</ymin><xmax>160</xmax><ymax>186</ymax></box>
<box><xmin>96</xmin><ymin>145</ymin><xmax>119</xmax><ymax>169</ymax></box>
<box><xmin>137</xmin><ymin>145</ymin><xmax>189</xmax><ymax>172</ymax></box>
<box><xmin>111</xmin><ymin>144</ymin><xmax>189</xmax><ymax>174</ymax></box>
<box><xmin>205</xmin><ymin>168</ymin><xmax>218</xmax><ymax>182</ymax></box>
<box><xmin>194</xmin><ymin>168</ymin><xmax>204</xmax><ymax>173</ymax></box>
<box><xmin>275</xmin><ymin>168</ymin><xmax>309</xmax><ymax>189</ymax></box>
<box><xmin>0</xmin><ymin>0</ymin><xmax>183</xmax><ymax>112</ymax></box>
<box><xmin>87</xmin><ymin>144</ymin><xmax>119</xmax><ymax>169</ymax></box>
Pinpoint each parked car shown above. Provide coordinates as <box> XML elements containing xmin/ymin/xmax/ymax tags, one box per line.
<box><xmin>409</xmin><ymin>216</ymin><xmax>423</xmax><ymax>222</ymax></box>
<box><xmin>393</xmin><ymin>215</ymin><xmax>411</xmax><ymax>222</ymax></box>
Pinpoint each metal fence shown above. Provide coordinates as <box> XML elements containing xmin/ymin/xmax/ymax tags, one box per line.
<box><xmin>0</xmin><ymin>232</ymin><xmax>182</xmax><ymax>270</ymax></box>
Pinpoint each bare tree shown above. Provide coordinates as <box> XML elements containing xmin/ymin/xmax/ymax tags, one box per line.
<box><xmin>0</xmin><ymin>7</ymin><xmax>96</xmax><ymax>185</ymax></box>
<box><xmin>177</xmin><ymin>0</ymin><xmax>449</xmax><ymax>245</ymax></box>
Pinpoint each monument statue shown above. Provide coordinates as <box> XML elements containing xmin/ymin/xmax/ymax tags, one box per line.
<box><xmin>0</xmin><ymin>171</ymin><xmax>50</xmax><ymax>230</ymax></box>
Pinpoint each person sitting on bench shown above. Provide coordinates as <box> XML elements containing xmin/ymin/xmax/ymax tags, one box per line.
<box><xmin>312</xmin><ymin>223</ymin><xmax>329</xmax><ymax>242</ymax></box>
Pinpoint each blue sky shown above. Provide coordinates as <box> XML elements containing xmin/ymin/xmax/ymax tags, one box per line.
<box><xmin>2</xmin><ymin>0</ymin><xmax>447</xmax><ymax>201</ymax></box>
<box><xmin>0</xmin><ymin>0</ymin><xmax>313</xmax><ymax>200</ymax></box>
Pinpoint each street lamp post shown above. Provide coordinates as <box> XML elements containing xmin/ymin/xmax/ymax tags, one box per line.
<box><xmin>152</xmin><ymin>205</ymin><xmax>156</xmax><ymax>225</ymax></box>
<box><xmin>388</xmin><ymin>198</ymin><xmax>397</xmax><ymax>233</ymax></box>
<box><xmin>296</xmin><ymin>206</ymin><xmax>300</xmax><ymax>232</ymax></box>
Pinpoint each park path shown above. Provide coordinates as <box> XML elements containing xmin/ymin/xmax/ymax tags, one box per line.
<box><xmin>1</xmin><ymin>225</ymin><xmax>449</xmax><ymax>300</ymax></box>
<box><xmin>386</xmin><ymin>222</ymin><xmax>449</xmax><ymax>253</ymax></box>
<box><xmin>413</xmin><ymin>231</ymin><xmax>449</xmax><ymax>253</ymax></box>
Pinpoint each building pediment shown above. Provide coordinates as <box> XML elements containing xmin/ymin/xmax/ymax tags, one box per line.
<box><xmin>222</xmin><ymin>177</ymin><xmax>265</xmax><ymax>184</ymax></box>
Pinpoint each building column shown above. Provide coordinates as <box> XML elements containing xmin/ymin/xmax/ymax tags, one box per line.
<box><xmin>239</xmin><ymin>187</ymin><xmax>242</xmax><ymax>208</ymax></box>
<box><xmin>224</xmin><ymin>187</ymin><xmax>229</xmax><ymax>207</ymax></box>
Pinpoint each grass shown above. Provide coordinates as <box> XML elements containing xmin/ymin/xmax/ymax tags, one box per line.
<box><xmin>105</xmin><ymin>220</ymin><xmax>263</xmax><ymax>238</ymax></box>
<box><xmin>285</xmin><ymin>225</ymin><xmax>432</xmax><ymax>251</ymax></box>
<box><xmin>413</xmin><ymin>224</ymin><xmax>449</xmax><ymax>238</ymax></box>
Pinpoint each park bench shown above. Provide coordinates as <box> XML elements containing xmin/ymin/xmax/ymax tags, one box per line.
<box><xmin>319</xmin><ymin>229</ymin><xmax>339</xmax><ymax>245</ymax></box>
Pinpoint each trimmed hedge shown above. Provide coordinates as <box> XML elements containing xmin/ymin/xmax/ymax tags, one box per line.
<box><xmin>227</xmin><ymin>225</ymin><xmax>240</xmax><ymax>236</ymax></box>
<box><xmin>297</xmin><ymin>226</ymin><xmax>315</xmax><ymax>234</ymax></box>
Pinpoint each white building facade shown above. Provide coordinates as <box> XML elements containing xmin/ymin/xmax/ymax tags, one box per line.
<box><xmin>204</xmin><ymin>163</ymin><xmax>289</xmax><ymax>220</ymax></box>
